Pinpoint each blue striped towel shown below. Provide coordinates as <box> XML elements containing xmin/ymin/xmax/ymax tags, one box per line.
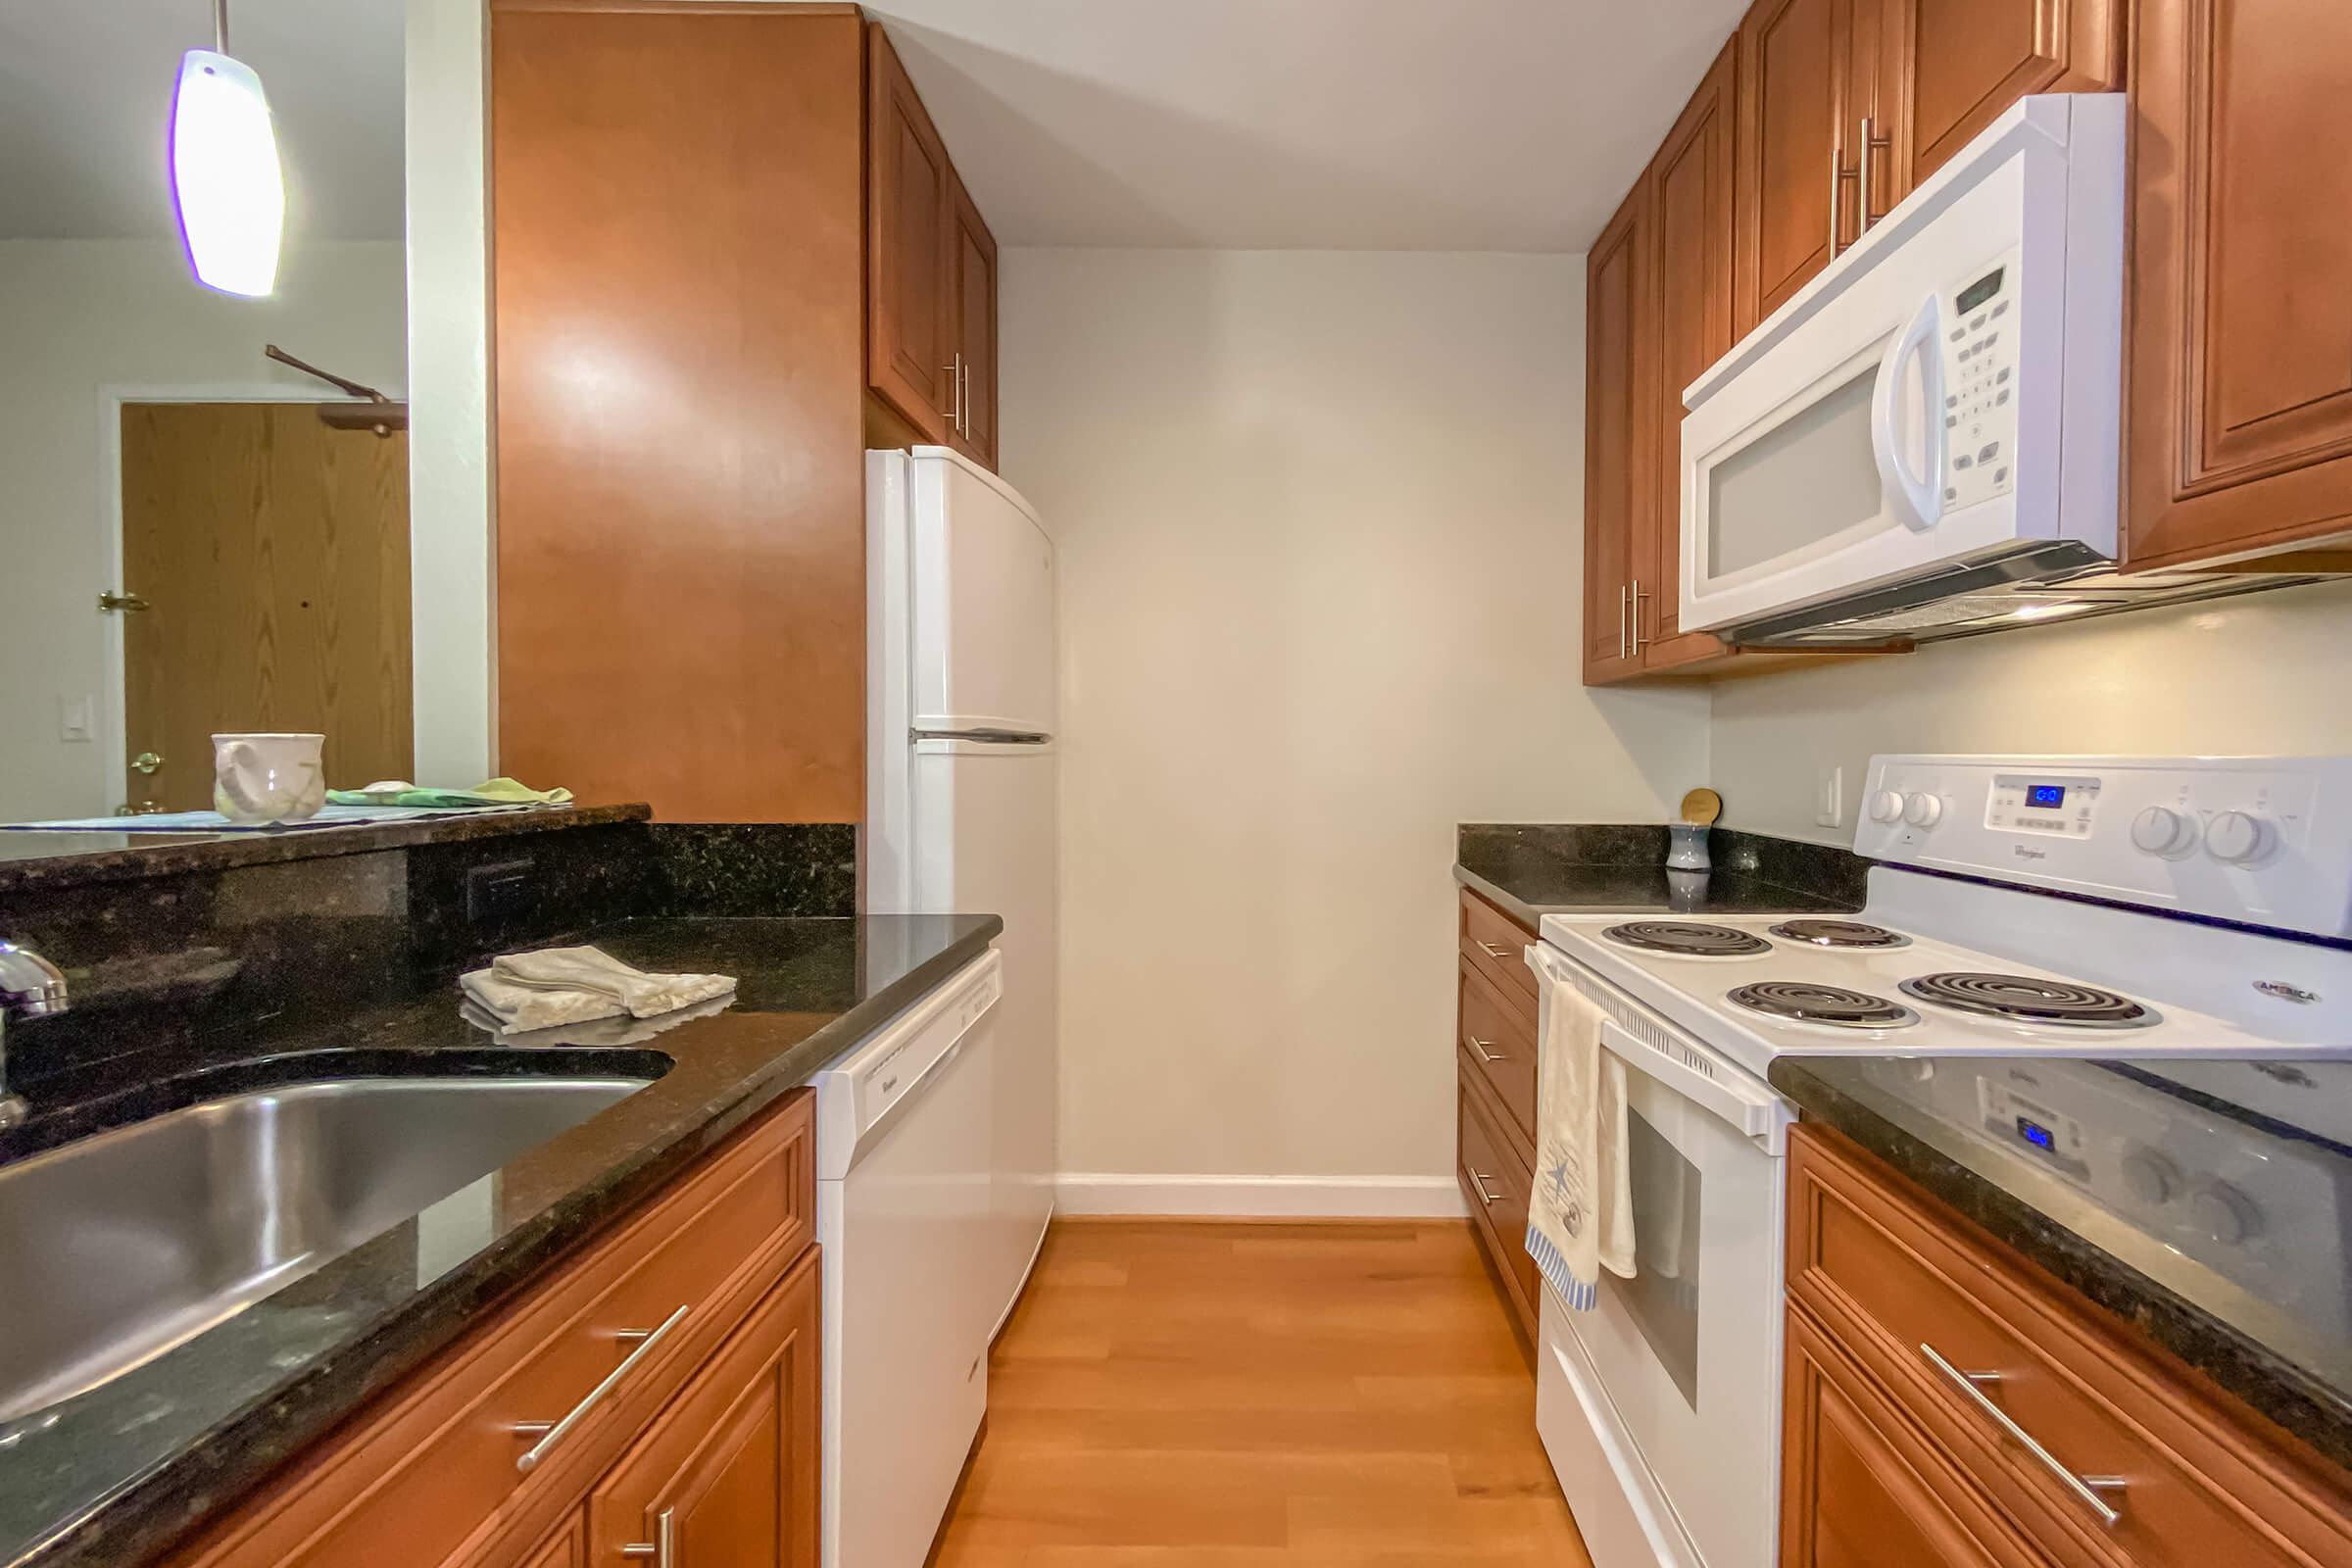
<box><xmin>1525</xmin><ymin>953</ymin><xmax>1637</xmax><ymax>1310</ymax></box>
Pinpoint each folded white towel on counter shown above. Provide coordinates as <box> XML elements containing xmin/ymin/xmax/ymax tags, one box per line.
<box><xmin>1524</xmin><ymin>952</ymin><xmax>1637</xmax><ymax>1311</ymax></box>
<box><xmin>461</xmin><ymin>990</ymin><xmax>736</xmax><ymax>1046</ymax></box>
<box><xmin>459</xmin><ymin>945</ymin><xmax>736</xmax><ymax>1034</ymax></box>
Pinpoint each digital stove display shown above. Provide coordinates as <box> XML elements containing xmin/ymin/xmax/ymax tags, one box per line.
<box><xmin>2026</xmin><ymin>783</ymin><xmax>2067</xmax><ymax>808</ymax></box>
<box><xmin>2017</xmin><ymin>1115</ymin><xmax>2057</xmax><ymax>1152</ymax></box>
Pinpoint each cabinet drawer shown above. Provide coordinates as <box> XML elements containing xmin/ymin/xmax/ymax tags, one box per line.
<box><xmin>176</xmin><ymin>1093</ymin><xmax>816</xmax><ymax>1568</ymax></box>
<box><xmin>1458</xmin><ymin>1070</ymin><xmax>1539</xmax><ymax>1333</ymax></box>
<box><xmin>1458</xmin><ymin>890</ymin><xmax>1538</xmax><ymax>1008</ymax></box>
<box><xmin>1458</xmin><ymin>957</ymin><xmax>1538</xmax><ymax>1145</ymax></box>
<box><xmin>588</xmin><ymin>1247</ymin><xmax>820</xmax><ymax>1568</ymax></box>
<box><xmin>1788</xmin><ymin>1125</ymin><xmax>2352</xmax><ymax>1568</ymax></box>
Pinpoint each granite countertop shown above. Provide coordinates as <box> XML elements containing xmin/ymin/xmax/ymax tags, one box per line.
<box><xmin>1455</xmin><ymin>822</ymin><xmax>1867</xmax><ymax>927</ymax></box>
<box><xmin>0</xmin><ymin>912</ymin><xmax>1001</xmax><ymax>1568</ymax></box>
<box><xmin>0</xmin><ymin>804</ymin><xmax>652</xmax><ymax>895</ymax></box>
<box><xmin>1770</xmin><ymin>1054</ymin><xmax>2352</xmax><ymax>1473</ymax></box>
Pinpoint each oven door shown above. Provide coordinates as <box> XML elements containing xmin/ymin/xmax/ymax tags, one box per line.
<box><xmin>1548</xmin><ymin>1016</ymin><xmax>1790</xmax><ymax>1568</ymax></box>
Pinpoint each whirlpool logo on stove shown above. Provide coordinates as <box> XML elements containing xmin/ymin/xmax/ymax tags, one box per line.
<box><xmin>2011</xmin><ymin>844</ymin><xmax>2049</xmax><ymax>861</ymax></box>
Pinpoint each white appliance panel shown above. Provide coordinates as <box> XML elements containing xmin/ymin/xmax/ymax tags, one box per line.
<box><xmin>1679</xmin><ymin>93</ymin><xmax>2124</xmax><ymax>633</ymax></box>
<box><xmin>909</xmin><ymin>446</ymin><xmax>1056</xmax><ymax>738</ymax></box>
<box><xmin>817</xmin><ymin>956</ymin><xmax>1000</xmax><ymax>1568</ymax></box>
<box><xmin>907</xmin><ymin>739</ymin><xmax>1059</xmax><ymax>1329</ymax></box>
<box><xmin>1536</xmin><ymin>1290</ymin><xmax>1705</xmax><ymax>1568</ymax></box>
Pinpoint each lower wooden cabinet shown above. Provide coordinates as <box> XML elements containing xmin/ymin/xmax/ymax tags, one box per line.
<box><xmin>167</xmin><ymin>1094</ymin><xmax>820</xmax><ymax>1568</ymax></box>
<box><xmin>1455</xmin><ymin>889</ymin><xmax>1542</xmax><ymax>1344</ymax></box>
<box><xmin>1786</xmin><ymin>1124</ymin><xmax>2352</xmax><ymax>1568</ymax></box>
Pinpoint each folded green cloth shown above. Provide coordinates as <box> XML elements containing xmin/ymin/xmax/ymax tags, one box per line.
<box><xmin>327</xmin><ymin>777</ymin><xmax>575</xmax><ymax>808</ymax></box>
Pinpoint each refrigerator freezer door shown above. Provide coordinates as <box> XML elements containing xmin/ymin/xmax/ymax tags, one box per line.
<box><xmin>909</xmin><ymin>447</ymin><xmax>1056</xmax><ymax>738</ymax></box>
<box><xmin>901</xmin><ymin>737</ymin><xmax>1057</xmax><ymax>1328</ymax></box>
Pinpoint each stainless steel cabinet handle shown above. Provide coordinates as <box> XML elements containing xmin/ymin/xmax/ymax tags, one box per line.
<box><xmin>1469</xmin><ymin>1170</ymin><xmax>1503</xmax><ymax>1205</ymax></box>
<box><xmin>1619</xmin><ymin>583</ymin><xmax>1631</xmax><ymax>661</ymax></box>
<box><xmin>960</xmin><ymin>358</ymin><xmax>973</xmax><ymax>440</ymax></box>
<box><xmin>1919</xmin><ymin>1343</ymin><xmax>2127</xmax><ymax>1527</ymax></box>
<box><xmin>1830</xmin><ymin>142</ymin><xmax>1857</xmax><ymax>257</ymax></box>
<box><xmin>1467</xmin><ymin>1036</ymin><xmax>1507</xmax><ymax>1064</ymax></box>
<box><xmin>1631</xmin><ymin>578</ymin><xmax>1650</xmax><ymax>653</ymax></box>
<box><xmin>513</xmin><ymin>1304</ymin><xmax>690</xmax><ymax>1473</ymax></box>
<box><xmin>620</xmin><ymin>1507</ymin><xmax>676</xmax><ymax>1565</ymax></box>
<box><xmin>943</xmin><ymin>353</ymin><xmax>962</xmax><ymax>426</ymax></box>
<box><xmin>1474</xmin><ymin>941</ymin><xmax>1513</xmax><ymax>959</ymax></box>
<box><xmin>1858</xmin><ymin>116</ymin><xmax>1889</xmax><ymax>231</ymax></box>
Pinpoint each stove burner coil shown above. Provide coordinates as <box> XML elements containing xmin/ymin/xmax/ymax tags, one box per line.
<box><xmin>1601</xmin><ymin>921</ymin><xmax>1772</xmax><ymax>957</ymax></box>
<box><xmin>1767</xmin><ymin>918</ymin><xmax>1911</xmax><ymax>950</ymax></box>
<box><xmin>1727</xmin><ymin>981</ymin><xmax>1918</xmax><ymax>1029</ymax></box>
<box><xmin>1898</xmin><ymin>972</ymin><xmax>2158</xmax><ymax>1029</ymax></box>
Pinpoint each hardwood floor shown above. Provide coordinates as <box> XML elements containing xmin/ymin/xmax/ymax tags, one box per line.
<box><xmin>928</xmin><ymin>1219</ymin><xmax>1593</xmax><ymax>1567</ymax></box>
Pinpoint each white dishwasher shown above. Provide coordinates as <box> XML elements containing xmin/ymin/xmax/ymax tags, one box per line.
<box><xmin>813</xmin><ymin>949</ymin><xmax>1003</xmax><ymax>1568</ymax></box>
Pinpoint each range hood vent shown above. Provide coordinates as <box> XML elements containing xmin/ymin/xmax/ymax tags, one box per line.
<box><xmin>1719</xmin><ymin>541</ymin><xmax>2337</xmax><ymax>648</ymax></box>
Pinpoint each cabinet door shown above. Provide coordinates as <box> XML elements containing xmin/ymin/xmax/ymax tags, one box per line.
<box><xmin>1784</xmin><ymin>1309</ymin><xmax>2052</xmax><ymax>1568</ymax></box>
<box><xmin>1643</xmin><ymin>39</ymin><xmax>1738</xmax><ymax>669</ymax></box>
<box><xmin>946</xmin><ymin>166</ymin><xmax>999</xmax><ymax>470</ymax></box>
<box><xmin>2123</xmin><ymin>0</ymin><xmax>2352</xmax><ymax>569</ymax></box>
<box><xmin>1583</xmin><ymin>179</ymin><xmax>1652</xmax><ymax>685</ymax></box>
<box><xmin>1734</xmin><ymin>0</ymin><xmax>1841</xmax><ymax>335</ymax></box>
<box><xmin>1881</xmin><ymin>0</ymin><xmax>2118</xmax><ymax>197</ymax></box>
<box><xmin>866</xmin><ymin>23</ymin><xmax>953</xmax><ymax>443</ymax></box>
<box><xmin>588</xmin><ymin>1250</ymin><xmax>821</xmax><ymax>1568</ymax></box>
<box><xmin>515</xmin><ymin>1514</ymin><xmax>586</xmax><ymax>1568</ymax></box>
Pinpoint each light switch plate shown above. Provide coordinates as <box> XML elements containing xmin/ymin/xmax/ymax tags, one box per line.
<box><xmin>1815</xmin><ymin>764</ymin><xmax>1842</xmax><ymax>827</ymax></box>
<box><xmin>59</xmin><ymin>695</ymin><xmax>93</xmax><ymax>742</ymax></box>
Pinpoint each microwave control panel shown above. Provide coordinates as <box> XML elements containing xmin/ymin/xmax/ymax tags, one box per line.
<box><xmin>1937</xmin><ymin>249</ymin><xmax>2020</xmax><ymax>513</ymax></box>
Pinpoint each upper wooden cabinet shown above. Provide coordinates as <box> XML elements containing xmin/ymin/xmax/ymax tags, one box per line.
<box><xmin>867</xmin><ymin>24</ymin><xmax>1001</xmax><ymax>468</ymax></box>
<box><xmin>2122</xmin><ymin>0</ymin><xmax>2352</xmax><ymax>569</ymax></box>
<box><xmin>1883</xmin><ymin>0</ymin><xmax>2119</xmax><ymax>193</ymax></box>
<box><xmin>1583</xmin><ymin>179</ymin><xmax>1654</xmax><ymax>686</ymax></box>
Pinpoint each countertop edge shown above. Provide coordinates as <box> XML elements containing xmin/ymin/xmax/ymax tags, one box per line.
<box><xmin>1768</xmin><ymin>1057</ymin><xmax>2352</xmax><ymax>1477</ymax></box>
<box><xmin>1450</xmin><ymin>859</ymin><xmax>1860</xmax><ymax>926</ymax></box>
<box><xmin>36</xmin><ymin>913</ymin><xmax>1004</xmax><ymax>1568</ymax></box>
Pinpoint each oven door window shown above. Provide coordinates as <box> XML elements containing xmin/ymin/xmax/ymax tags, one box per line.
<box><xmin>1607</xmin><ymin>1106</ymin><xmax>1704</xmax><ymax>1407</ymax></box>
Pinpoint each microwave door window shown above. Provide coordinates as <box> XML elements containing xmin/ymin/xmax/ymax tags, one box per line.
<box><xmin>1706</xmin><ymin>366</ymin><xmax>1883</xmax><ymax>581</ymax></box>
<box><xmin>1607</xmin><ymin>1106</ymin><xmax>1704</xmax><ymax>1408</ymax></box>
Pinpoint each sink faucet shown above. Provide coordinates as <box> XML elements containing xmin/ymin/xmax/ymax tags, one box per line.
<box><xmin>0</xmin><ymin>939</ymin><xmax>69</xmax><ymax>1130</ymax></box>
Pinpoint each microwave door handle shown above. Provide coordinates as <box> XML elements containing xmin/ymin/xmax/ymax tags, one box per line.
<box><xmin>1872</xmin><ymin>293</ymin><xmax>1946</xmax><ymax>532</ymax></box>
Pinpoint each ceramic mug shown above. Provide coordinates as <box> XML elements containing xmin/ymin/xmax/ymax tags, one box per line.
<box><xmin>212</xmin><ymin>733</ymin><xmax>327</xmax><ymax>824</ymax></box>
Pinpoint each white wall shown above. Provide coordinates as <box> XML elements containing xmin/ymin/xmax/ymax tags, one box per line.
<box><xmin>0</xmin><ymin>238</ymin><xmax>407</xmax><ymax>820</ymax></box>
<box><xmin>1710</xmin><ymin>578</ymin><xmax>2352</xmax><ymax>844</ymax></box>
<box><xmin>1003</xmin><ymin>249</ymin><xmax>1710</xmax><ymax>1206</ymax></box>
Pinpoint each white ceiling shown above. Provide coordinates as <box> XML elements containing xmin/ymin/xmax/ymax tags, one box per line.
<box><xmin>0</xmin><ymin>0</ymin><xmax>404</xmax><ymax>242</ymax></box>
<box><xmin>872</xmin><ymin>0</ymin><xmax>1750</xmax><ymax>252</ymax></box>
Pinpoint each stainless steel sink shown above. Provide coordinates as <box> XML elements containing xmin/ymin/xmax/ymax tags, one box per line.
<box><xmin>0</xmin><ymin>1075</ymin><xmax>648</xmax><ymax>1422</ymax></box>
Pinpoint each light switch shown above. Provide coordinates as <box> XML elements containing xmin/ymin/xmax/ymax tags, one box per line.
<box><xmin>59</xmin><ymin>695</ymin><xmax>94</xmax><ymax>742</ymax></box>
<box><xmin>1815</xmin><ymin>764</ymin><xmax>1842</xmax><ymax>827</ymax></box>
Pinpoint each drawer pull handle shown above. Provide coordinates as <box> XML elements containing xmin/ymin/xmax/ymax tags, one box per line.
<box><xmin>513</xmin><ymin>1304</ymin><xmax>691</xmax><ymax>1473</ymax></box>
<box><xmin>1920</xmin><ymin>1343</ymin><xmax>2127</xmax><ymax>1527</ymax></box>
<box><xmin>1467</xmin><ymin>1036</ymin><xmax>1507</xmax><ymax>1064</ymax></box>
<box><xmin>1469</xmin><ymin>1170</ymin><xmax>1503</xmax><ymax>1205</ymax></box>
<box><xmin>1475</xmin><ymin>940</ymin><xmax>1514</xmax><ymax>959</ymax></box>
<box><xmin>620</xmin><ymin>1506</ymin><xmax>676</xmax><ymax>1565</ymax></box>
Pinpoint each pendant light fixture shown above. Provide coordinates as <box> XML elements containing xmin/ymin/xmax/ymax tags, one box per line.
<box><xmin>170</xmin><ymin>0</ymin><xmax>284</xmax><ymax>296</ymax></box>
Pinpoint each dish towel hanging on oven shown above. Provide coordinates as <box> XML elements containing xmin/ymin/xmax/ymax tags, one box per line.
<box><xmin>1524</xmin><ymin>956</ymin><xmax>1637</xmax><ymax>1310</ymax></box>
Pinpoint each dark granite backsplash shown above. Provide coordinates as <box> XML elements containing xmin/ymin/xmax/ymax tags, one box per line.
<box><xmin>0</xmin><ymin>815</ymin><xmax>858</xmax><ymax>1097</ymax></box>
<box><xmin>1456</xmin><ymin>821</ymin><xmax>1872</xmax><ymax>921</ymax></box>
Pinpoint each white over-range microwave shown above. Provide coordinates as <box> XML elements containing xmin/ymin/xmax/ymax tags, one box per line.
<box><xmin>1678</xmin><ymin>94</ymin><xmax>2137</xmax><ymax>646</ymax></box>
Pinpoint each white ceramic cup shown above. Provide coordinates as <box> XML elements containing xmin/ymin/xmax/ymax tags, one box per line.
<box><xmin>212</xmin><ymin>733</ymin><xmax>327</xmax><ymax>824</ymax></box>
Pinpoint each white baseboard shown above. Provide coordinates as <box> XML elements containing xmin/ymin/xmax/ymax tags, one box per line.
<box><xmin>1055</xmin><ymin>1173</ymin><xmax>1469</xmax><ymax>1219</ymax></box>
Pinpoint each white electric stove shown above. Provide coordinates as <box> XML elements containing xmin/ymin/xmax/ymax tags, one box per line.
<box><xmin>1525</xmin><ymin>755</ymin><xmax>2352</xmax><ymax>1568</ymax></box>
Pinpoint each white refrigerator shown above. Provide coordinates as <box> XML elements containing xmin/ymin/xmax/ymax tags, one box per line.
<box><xmin>865</xmin><ymin>445</ymin><xmax>1057</xmax><ymax>1334</ymax></box>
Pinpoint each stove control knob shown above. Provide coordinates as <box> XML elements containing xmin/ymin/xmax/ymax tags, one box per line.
<box><xmin>1869</xmin><ymin>791</ymin><xmax>1907</xmax><ymax>824</ymax></box>
<box><xmin>2131</xmin><ymin>806</ymin><xmax>2200</xmax><ymax>858</ymax></box>
<box><xmin>2121</xmin><ymin>1147</ymin><xmax>2180</xmax><ymax>1205</ymax></box>
<box><xmin>1902</xmin><ymin>793</ymin><xmax>1943</xmax><ymax>827</ymax></box>
<box><xmin>2188</xmin><ymin>1179</ymin><xmax>2262</xmax><ymax>1247</ymax></box>
<box><xmin>2205</xmin><ymin>810</ymin><xmax>2275</xmax><ymax>866</ymax></box>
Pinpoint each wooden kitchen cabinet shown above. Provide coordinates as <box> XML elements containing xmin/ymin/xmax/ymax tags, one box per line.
<box><xmin>1882</xmin><ymin>0</ymin><xmax>2119</xmax><ymax>195</ymax></box>
<box><xmin>1582</xmin><ymin>178</ymin><xmax>1655</xmax><ymax>685</ymax></box>
<box><xmin>866</xmin><ymin>19</ymin><xmax>956</xmax><ymax>447</ymax></box>
<box><xmin>587</xmin><ymin>1250</ymin><xmax>820</xmax><ymax>1568</ymax></box>
<box><xmin>516</xmin><ymin>1516</ymin><xmax>588</xmax><ymax>1568</ymax></box>
<box><xmin>2120</xmin><ymin>0</ymin><xmax>2352</xmax><ymax>570</ymax></box>
<box><xmin>1454</xmin><ymin>890</ymin><xmax>1542</xmax><ymax>1346</ymax></box>
<box><xmin>946</xmin><ymin>165</ymin><xmax>1001</xmax><ymax>468</ymax></box>
<box><xmin>1786</xmin><ymin>1124</ymin><xmax>2352</xmax><ymax>1568</ymax></box>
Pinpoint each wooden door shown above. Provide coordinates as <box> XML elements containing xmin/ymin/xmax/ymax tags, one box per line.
<box><xmin>491</xmin><ymin>3</ymin><xmax>868</xmax><ymax>823</ymax></box>
<box><xmin>1734</xmin><ymin>0</ymin><xmax>1841</xmax><ymax>336</ymax></box>
<box><xmin>1643</xmin><ymin>40</ymin><xmax>1739</xmax><ymax>669</ymax></box>
<box><xmin>866</xmin><ymin>22</ymin><xmax>953</xmax><ymax>444</ymax></box>
<box><xmin>588</xmin><ymin>1251</ymin><xmax>820</xmax><ymax>1568</ymax></box>
<box><xmin>513</xmin><ymin>1513</ymin><xmax>586</xmax><ymax>1568</ymax></box>
<box><xmin>946</xmin><ymin>165</ymin><xmax>999</xmax><ymax>469</ymax></box>
<box><xmin>2123</xmin><ymin>0</ymin><xmax>2352</xmax><ymax>569</ymax></box>
<box><xmin>1881</xmin><ymin>0</ymin><xmax>2118</xmax><ymax>197</ymax></box>
<box><xmin>1784</xmin><ymin>1309</ymin><xmax>2052</xmax><ymax>1568</ymax></box>
<box><xmin>120</xmin><ymin>403</ymin><xmax>413</xmax><ymax>811</ymax></box>
<box><xmin>1583</xmin><ymin>180</ymin><xmax>1653</xmax><ymax>685</ymax></box>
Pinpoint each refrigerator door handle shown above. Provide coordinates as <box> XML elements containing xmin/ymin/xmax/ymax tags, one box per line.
<box><xmin>912</xmin><ymin>727</ymin><xmax>1053</xmax><ymax>745</ymax></box>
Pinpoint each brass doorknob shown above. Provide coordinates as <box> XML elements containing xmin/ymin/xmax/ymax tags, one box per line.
<box><xmin>131</xmin><ymin>752</ymin><xmax>165</xmax><ymax>775</ymax></box>
<box><xmin>98</xmin><ymin>591</ymin><xmax>151</xmax><ymax>613</ymax></box>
